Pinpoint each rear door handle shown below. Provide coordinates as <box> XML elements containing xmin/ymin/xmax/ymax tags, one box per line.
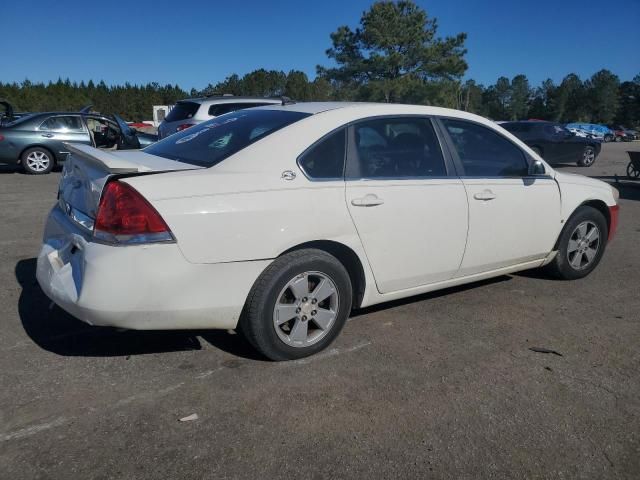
<box><xmin>351</xmin><ymin>194</ymin><xmax>384</xmax><ymax>207</ymax></box>
<box><xmin>473</xmin><ymin>190</ymin><xmax>496</xmax><ymax>201</ymax></box>
<box><xmin>41</xmin><ymin>133</ymin><xmax>54</xmax><ymax>138</ymax></box>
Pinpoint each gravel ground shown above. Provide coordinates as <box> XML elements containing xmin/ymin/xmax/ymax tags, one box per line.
<box><xmin>0</xmin><ymin>142</ymin><xmax>639</xmax><ymax>479</ymax></box>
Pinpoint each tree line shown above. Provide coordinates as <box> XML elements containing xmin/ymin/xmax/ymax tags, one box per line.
<box><xmin>1</xmin><ymin>1</ymin><xmax>638</xmax><ymax>127</ymax></box>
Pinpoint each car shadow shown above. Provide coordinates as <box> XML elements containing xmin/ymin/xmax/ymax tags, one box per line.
<box><xmin>0</xmin><ymin>164</ymin><xmax>64</xmax><ymax>174</ymax></box>
<box><xmin>0</xmin><ymin>165</ymin><xmax>22</xmax><ymax>174</ymax></box>
<box><xmin>15</xmin><ymin>258</ymin><xmax>263</xmax><ymax>360</ymax></box>
<box><xmin>15</xmin><ymin>259</ymin><xmax>554</xmax><ymax>360</ymax></box>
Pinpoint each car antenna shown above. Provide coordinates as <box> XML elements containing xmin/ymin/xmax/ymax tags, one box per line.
<box><xmin>281</xmin><ymin>96</ymin><xmax>296</xmax><ymax>106</ymax></box>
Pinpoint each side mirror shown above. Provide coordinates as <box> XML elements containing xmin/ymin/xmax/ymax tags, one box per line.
<box><xmin>529</xmin><ymin>159</ymin><xmax>546</xmax><ymax>176</ymax></box>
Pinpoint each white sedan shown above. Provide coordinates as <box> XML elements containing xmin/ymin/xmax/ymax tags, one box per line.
<box><xmin>37</xmin><ymin>102</ymin><xmax>620</xmax><ymax>360</ymax></box>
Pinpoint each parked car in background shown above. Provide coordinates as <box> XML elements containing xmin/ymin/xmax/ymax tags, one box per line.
<box><xmin>0</xmin><ymin>111</ymin><xmax>157</xmax><ymax>174</ymax></box>
<box><xmin>36</xmin><ymin>103</ymin><xmax>619</xmax><ymax>360</ymax></box>
<box><xmin>607</xmin><ymin>125</ymin><xmax>637</xmax><ymax>141</ymax></box>
<box><xmin>157</xmin><ymin>95</ymin><xmax>281</xmax><ymax>139</ymax></box>
<box><xmin>565</xmin><ymin>123</ymin><xmax>614</xmax><ymax>142</ymax></box>
<box><xmin>501</xmin><ymin>121</ymin><xmax>601</xmax><ymax>167</ymax></box>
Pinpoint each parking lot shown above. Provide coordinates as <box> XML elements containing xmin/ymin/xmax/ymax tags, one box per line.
<box><xmin>1</xmin><ymin>142</ymin><xmax>639</xmax><ymax>479</ymax></box>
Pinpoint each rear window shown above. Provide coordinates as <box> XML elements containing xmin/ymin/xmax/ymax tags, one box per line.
<box><xmin>165</xmin><ymin>102</ymin><xmax>200</xmax><ymax>122</ymax></box>
<box><xmin>501</xmin><ymin>123</ymin><xmax>532</xmax><ymax>133</ymax></box>
<box><xmin>144</xmin><ymin>109</ymin><xmax>310</xmax><ymax>167</ymax></box>
<box><xmin>39</xmin><ymin>115</ymin><xmax>84</xmax><ymax>132</ymax></box>
<box><xmin>208</xmin><ymin>102</ymin><xmax>272</xmax><ymax>117</ymax></box>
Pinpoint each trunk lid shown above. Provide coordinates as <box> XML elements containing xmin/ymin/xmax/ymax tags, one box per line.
<box><xmin>59</xmin><ymin>143</ymin><xmax>202</xmax><ymax>221</ymax></box>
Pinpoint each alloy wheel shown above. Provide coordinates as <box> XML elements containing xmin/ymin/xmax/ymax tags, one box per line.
<box><xmin>272</xmin><ymin>271</ymin><xmax>339</xmax><ymax>348</ymax></box>
<box><xmin>582</xmin><ymin>148</ymin><xmax>595</xmax><ymax>166</ymax></box>
<box><xmin>26</xmin><ymin>151</ymin><xmax>51</xmax><ymax>172</ymax></box>
<box><xmin>567</xmin><ymin>221</ymin><xmax>600</xmax><ymax>271</ymax></box>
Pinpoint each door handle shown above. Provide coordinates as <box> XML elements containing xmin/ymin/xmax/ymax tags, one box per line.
<box><xmin>473</xmin><ymin>190</ymin><xmax>496</xmax><ymax>201</ymax></box>
<box><xmin>41</xmin><ymin>133</ymin><xmax>54</xmax><ymax>138</ymax></box>
<box><xmin>351</xmin><ymin>194</ymin><xmax>384</xmax><ymax>207</ymax></box>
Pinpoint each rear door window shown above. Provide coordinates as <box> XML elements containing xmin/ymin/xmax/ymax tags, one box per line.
<box><xmin>145</xmin><ymin>109</ymin><xmax>310</xmax><ymax>167</ymax></box>
<box><xmin>165</xmin><ymin>102</ymin><xmax>200</xmax><ymax>122</ymax></box>
<box><xmin>298</xmin><ymin>129</ymin><xmax>346</xmax><ymax>179</ymax></box>
<box><xmin>348</xmin><ymin>117</ymin><xmax>446</xmax><ymax>179</ymax></box>
<box><xmin>441</xmin><ymin>118</ymin><xmax>529</xmax><ymax>177</ymax></box>
<box><xmin>39</xmin><ymin>115</ymin><xmax>85</xmax><ymax>132</ymax></box>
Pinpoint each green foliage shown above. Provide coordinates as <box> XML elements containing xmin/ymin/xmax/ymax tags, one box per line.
<box><xmin>509</xmin><ymin>75</ymin><xmax>530</xmax><ymax>121</ymax></box>
<box><xmin>586</xmin><ymin>69</ymin><xmax>620</xmax><ymax>124</ymax></box>
<box><xmin>317</xmin><ymin>0</ymin><xmax>467</xmax><ymax>103</ymax></box>
<box><xmin>0</xmin><ymin>79</ymin><xmax>186</xmax><ymax>121</ymax></box>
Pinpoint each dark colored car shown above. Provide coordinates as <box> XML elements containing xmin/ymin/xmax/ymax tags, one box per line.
<box><xmin>501</xmin><ymin>121</ymin><xmax>601</xmax><ymax>167</ymax></box>
<box><xmin>0</xmin><ymin>110</ymin><xmax>157</xmax><ymax>174</ymax></box>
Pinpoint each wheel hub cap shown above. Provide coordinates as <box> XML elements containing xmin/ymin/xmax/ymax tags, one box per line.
<box><xmin>26</xmin><ymin>151</ymin><xmax>50</xmax><ymax>171</ymax></box>
<box><xmin>567</xmin><ymin>221</ymin><xmax>600</xmax><ymax>270</ymax></box>
<box><xmin>273</xmin><ymin>271</ymin><xmax>339</xmax><ymax>348</ymax></box>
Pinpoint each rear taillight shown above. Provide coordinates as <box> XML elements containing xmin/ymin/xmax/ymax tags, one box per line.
<box><xmin>94</xmin><ymin>181</ymin><xmax>173</xmax><ymax>244</ymax></box>
<box><xmin>176</xmin><ymin>123</ymin><xmax>194</xmax><ymax>132</ymax></box>
<box><xmin>608</xmin><ymin>205</ymin><xmax>620</xmax><ymax>242</ymax></box>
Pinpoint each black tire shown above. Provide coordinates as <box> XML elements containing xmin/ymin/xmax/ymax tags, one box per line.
<box><xmin>615</xmin><ymin>136</ymin><xmax>622</xmax><ymax>142</ymax></box>
<box><xmin>577</xmin><ymin>145</ymin><xmax>597</xmax><ymax>167</ymax></box>
<box><xmin>239</xmin><ymin>249</ymin><xmax>353</xmax><ymax>361</ymax></box>
<box><xmin>627</xmin><ymin>161</ymin><xmax>640</xmax><ymax>179</ymax></box>
<box><xmin>604</xmin><ymin>134</ymin><xmax>613</xmax><ymax>143</ymax></box>
<box><xmin>544</xmin><ymin>206</ymin><xmax>608</xmax><ymax>280</ymax></box>
<box><xmin>21</xmin><ymin>147</ymin><xmax>54</xmax><ymax>175</ymax></box>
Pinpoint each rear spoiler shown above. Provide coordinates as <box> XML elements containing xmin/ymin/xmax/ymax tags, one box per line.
<box><xmin>63</xmin><ymin>143</ymin><xmax>153</xmax><ymax>173</ymax></box>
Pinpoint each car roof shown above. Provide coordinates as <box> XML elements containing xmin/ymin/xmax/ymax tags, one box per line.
<box><xmin>179</xmin><ymin>96</ymin><xmax>282</xmax><ymax>106</ymax></box>
<box><xmin>19</xmin><ymin>111</ymin><xmax>109</xmax><ymax>117</ymax></box>
<box><xmin>257</xmin><ymin>101</ymin><xmax>508</xmax><ymax>121</ymax></box>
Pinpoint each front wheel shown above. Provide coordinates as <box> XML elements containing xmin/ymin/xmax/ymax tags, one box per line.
<box><xmin>239</xmin><ymin>249</ymin><xmax>353</xmax><ymax>361</ymax></box>
<box><xmin>544</xmin><ymin>206</ymin><xmax>608</xmax><ymax>280</ymax></box>
<box><xmin>577</xmin><ymin>145</ymin><xmax>597</xmax><ymax>167</ymax></box>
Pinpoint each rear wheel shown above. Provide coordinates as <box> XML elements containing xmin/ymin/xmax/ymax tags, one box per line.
<box><xmin>577</xmin><ymin>145</ymin><xmax>596</xmax><ymax>167</ymax></box>
<box><xmin>604</xmin><ymin>134</ymin><xmax>613</xmax><ymax>143</ymax></box>
<box><xmin>544</xmin><ymin>206</ymin><xmax>608</xmax><ymax>280</ymax></box>
<box><xmin>239</xmin><ymin>249</ymin><xmax>353</xmax><ymax>361</ymax></box>
<box><xmin>21</xmin><ymin>147</ymin><xmax>54</xmax><ymax>174</ymax></box>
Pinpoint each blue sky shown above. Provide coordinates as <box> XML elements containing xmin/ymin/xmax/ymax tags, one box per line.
<box><xmin>3</xmin><ymin>0</ymin><xmax>639</xmax><ymax>89</ymax></box>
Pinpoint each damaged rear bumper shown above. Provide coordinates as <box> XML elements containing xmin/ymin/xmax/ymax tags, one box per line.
<box><xmin>36</xmin><ymin>205</ymin><xmax>270</xmax><ymax>330</ymax></box>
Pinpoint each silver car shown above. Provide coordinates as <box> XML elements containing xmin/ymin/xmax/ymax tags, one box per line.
<box><xmin>157</xmin><ymin>96</ymin><xmax>281</xmax><ymax>139</ymax></box>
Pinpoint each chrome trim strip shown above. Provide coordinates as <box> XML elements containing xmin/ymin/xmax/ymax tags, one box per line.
<box><xmin>345</xmin><ymin>176</ymin><xmax>455</xmax><ymax>181</ymax></box>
